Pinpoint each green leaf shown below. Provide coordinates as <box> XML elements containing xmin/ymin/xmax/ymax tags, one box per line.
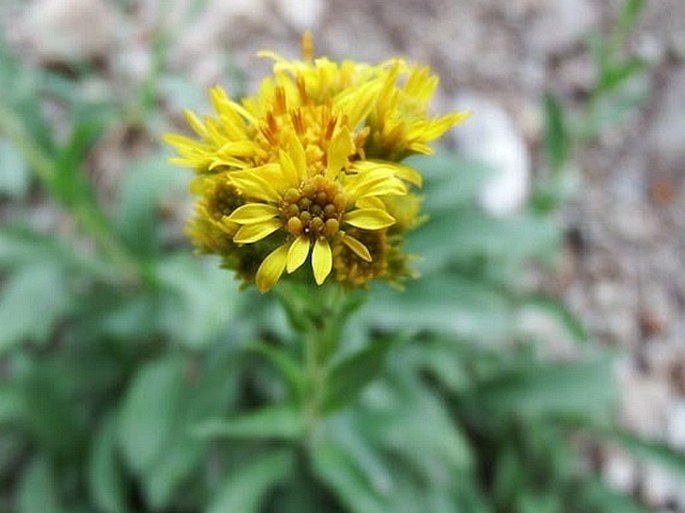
<box><xmin>115</xmin><ymin>156</ymin><xmax>187</xmax><ymax>256</ymax></box>
<box><xmin>0</xmin><ymin>383</ymin><xmax>24</xmax><ymax>424</ymax></box>
<box><xmin>614</xmin><ymin>0</ymin><xmax>646</xmax><ymax>46</ymax></box>
<box><xmin>312</xmin><ymin>441</ymin><xmax>387</xmax><ymax>513</ymax></box>
<box><xmin>244</xmin><ymin>342</ymin><xmax>306</xmax><ymax>401</ymax></box>
<box><xmin>117</xmin><ymin>357</ymin><xmax>186</xmax><ymax>475</ymax></box>
<box><xmin>206</xmin><ymin>449</ymin><xmax>293</xmax><ymax>513</ymax></box>
<box><xmin>156</xmin><ymin>255</ymin><xmax>239</xmax><ymax>349</ymax></box>
<box><xmin>0</xmin><ymin>265</ymin><xmax>71</xmax><ymax>353</ymax></box>
<box><xmin>543</xmin><ymin>93</ymin><xmax>569</xmax><ymax>171</ymax></box>
<box><xmin>579</xmin><ymin>477</ymin><xmax>652</xmax><ymax>513</ymax></box>
<box><xmin>474</xmin><ymin>358</ymin><xmax>616</xmax><ymax>420</ymax></box>
<box><xmin>139</xmin><ymin>345</ymin><xmax>241</xmax><ymax>510</ymax></box>
<box><xmin>366</xmin><ymin>274</ymin><xmax>514</xmax><ymax>339</ymax></box>
<box><xmin>88</xmin><ymin>416</ymin><xmax>130</xmax><ymax>513</ymax></box>
<box><xmin>521</xmin><ymin>295</ymin><xmax>591</xmax><ymax>344</ymax></box>
<box><xmin>582</xmin><ymin>79</ymin><xmax>648</xmax><ymax>140</ymax></box>
<box><xmin>406</xmin><ymin>152</ymin><xmax>495</xmax><ymax>211</ymax></box>
<box><xmin>599</xmin><ymin>58</ymin><xmax>647</xmax><ymax>95</ymax></box>
<box><xmin>194</xmin><ymin>405</ymin><xmax>305</xmax><ymax>441</ymax></box>
<box><xmin>322</xmin><ymin>336</ymin><xmax>397</xmax><ymax>413</ymax></box>
<box><xmin>0</xmin><ymin>138</ymin><xmax>30</xmax><ymax>197</ymax></box>
<box><xmin>18</xmin><ymin>456</ymin><xmax>62</xmax><ymax>513</ymax></box>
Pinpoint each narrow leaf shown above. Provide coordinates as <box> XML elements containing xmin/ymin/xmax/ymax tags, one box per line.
<box><xmin>321</xmin><ymin>336</ymin><xmax>397</xmax><ymax>413</ymax></box>
<box><xmin>194</xmin><ymin>405</ymin><xmax>305</xmax><ymax>441</ymax></box>
<box><xmin>206</xmin><ymin>450</ymin><xmax>293</xmax><ymax>513</ymax></box>
<box><xmin>88</xmin><ymin>416</ymin><xmax>130</xmax><ymax>513</ymax></box>
<box><xmin>543</xmin><ymin>93</ymin><xmax>569</xmax><ymax>171</ymax></box>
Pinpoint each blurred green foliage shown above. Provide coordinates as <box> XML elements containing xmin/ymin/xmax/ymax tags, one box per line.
<box><xmin>1</xmin><ymin>0</ymin><xmax>684</xmax><ymax>512</ymax></box>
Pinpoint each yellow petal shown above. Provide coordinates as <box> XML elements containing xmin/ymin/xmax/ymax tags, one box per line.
<box><xmin>355</xmin><ymin>196</ymin><xmax>386</xmax><ymax>210</ymax></box>
<box><xmin>326</xmin><ymin>126</ymin><xmax>353</xmax><ymax>178</ymax></box>
<box><xmin>183</xmin><ymin>109</ymin><xmax>207</xmax><ymax>137</ymax></box>
<box><xmin>233</xmin><ymin>218</ymin><xmax>281</xmax><ymax>244</ymax></box>
<box><xmin>217</xmin><ymin>141</ymin><xmax>256</xmax><ymax>158</ymax></box>
<box><xmin>341</xmin><ymin>235</ymin><xmax>372</xmax><ymax>262</ymax></box>
<box><xmin>344</xmin><ymin>208</ymin><xmax>395</xmax><ymax>230</ymax></box>
<box><xmin>256</xmin><ymin>244</ymin><xmax>289</xmax><ymax>293</ymax></box>
<box><xmin>393</xmin><ymin>163</ymin><xmax>423</xmax><ymax>187</ymax></box>
<box><xmin>229</xmin><ymin>165</ymin><xmax>283</xmax><ymax>202</ymax></box>
<box><xmin>287</xmin><ymin>132</ymin><xmax>307</xmax><ymax>180</ymax></box>
<box><xmin>227</xmin><ymin>204</ymin><xmax>279</xmax><ymax>224</ymax></box>
<box><xmin>345</xmin><ymin>167</ymin><xmax>405</xmax><ymax>199</ymax></box>
<box><xmin>311</xmin><ymin>238</ymin><xmax>332</xmax><ymax>285</ymax></box>
<box><xmin>287</xmin><ymin>235</ymin><xmax>310</xmax><ymax>273</ymax></box>
<box><xmin>279</xmin><ymin>151</ymin><xmax>300</xmax><ymax>188</ymax></box>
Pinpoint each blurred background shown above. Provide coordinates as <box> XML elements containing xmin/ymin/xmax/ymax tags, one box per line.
<box><xmin>1</xmin><ymin>0</ymin><xmax>685</xmax><ymax>512</ymax></box>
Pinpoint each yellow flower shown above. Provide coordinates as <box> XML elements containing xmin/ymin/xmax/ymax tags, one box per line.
<box><xmin>164</xmin><ymin>33</ymin><xmax>467</xmax><ymax>292</ymax></box>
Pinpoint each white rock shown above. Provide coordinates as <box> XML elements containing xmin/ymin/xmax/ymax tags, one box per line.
<box><xmin>667</xmin><ymin>400</ymin><xmax>685</xmax><ymax>450</ymax></box>
<box><xmin>452</xmin><ymin>93</ymin><xmax>530</xmax><ymax>216</ymax></box>
<box><xmin>603</xmin><ymin>449</ymin><xmax>637</xmax><ymax>494</ymax></box>
<box><xmin>19</xmin><ymin>0</ymin><xmax>119</xmax><ymax>62</ymax></box>
<box><xmin>617</xmin><ymin>363</ymin><xmax>671</xmax><ymax>437</ymax></box>
<box><xmin>642</xmin><ymin>464</ymin><xmax>677</xmax><ymax>509</ymax></box>
<box><xmin>527</xmin><ymin>0</ymin><xmax>596</xmax><ymax>54</ymax></box>
<box><xmin>274</xmin><ymin>0</ymin><xmax>324</xmax><ymax>31</ymax></box>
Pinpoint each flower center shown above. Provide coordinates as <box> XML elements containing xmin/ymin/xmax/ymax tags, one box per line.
<box><xmin>281</xmin><ymin>174</ymin><xmax>349</xmax><ymax>239</ymax></box>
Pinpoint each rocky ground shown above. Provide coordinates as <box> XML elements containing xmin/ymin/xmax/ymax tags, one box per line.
<box><xmin>3</xmin><ymin>0</ymin><xmax>685</xmax><ymax>510</ymax></box>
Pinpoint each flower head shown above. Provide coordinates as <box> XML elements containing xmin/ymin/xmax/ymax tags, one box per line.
<box><xmin>165</xmin><ymin>34</ymin><xmax>468</xmax><ymax>292</ymax></box>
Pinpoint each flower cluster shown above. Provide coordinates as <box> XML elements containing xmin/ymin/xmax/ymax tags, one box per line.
<box><xmin>164</xmin><ymin>34</ymin><xmax>468</xmax><ymax>293</ymax></box>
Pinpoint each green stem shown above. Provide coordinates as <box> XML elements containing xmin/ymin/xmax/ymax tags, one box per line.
<box><xmin>0</xmin><ymin>101</ymin><xmax>147</xmax><ymax>285</ymax></box>
<box><xmin>277</xmin><ymin>282</ymin><xmax>350</xmax><ymax>441</ymax></box>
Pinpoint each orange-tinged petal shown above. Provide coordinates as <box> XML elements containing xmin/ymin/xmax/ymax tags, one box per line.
<box><xmin>287</xmin><ymin>235</ymin><xmax>310</xmax><ymax>273</ymax></box>
<box><xmin>344</xmin><ymin>208</ymin><xmax>395</xmax><ymax>230</ymax></box>
<box><xmin>312</xmin><ymin>238</ymin><xmax>332</xmax><ymax>285</ymax></box>
<box><xmin>233</xmin><ymin>218</ymin><xmax>281</xmax><ymax>243</ymax></box>
<box><xmin>341</xmin><ymin>235</ymin><xmax>372</xmax><ymax>262</ymax></box>
<box><xmin>256</xmin><ymin>244</ymin><xmax>289</xmax><ymax>293</ymax></box>
<box><xmin>227</xmin><ymin>204</ymin><xmax>279</xmax><ymax>224</ymax></box>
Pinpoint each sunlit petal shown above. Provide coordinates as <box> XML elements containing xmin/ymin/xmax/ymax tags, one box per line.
<box><xmin>311</xmin><ymin>238</ymin><xmax>332</xmax><ymax>285</ymax></box>
<box><xmin>344</xmin><ymin>208</ymin><xmax>395</xmax><ymax>230</ymax></box>
<box><xmin>286</xmin><ymin>235</ymin><xmax>311</xmax><ymax>273</ymax></box>
<box><xmin>233</xmin><ymin>219</ymin><xmax>281</xmax><ymax>243</ymax></box>
<box><xmin>227</xmin><ymin>204</ymin><xmax>279</xmax><ymax>224</ymax></box>
<box><xmin>255</xmin><ymin>244</ymin><xmax>289</xmax><ymax>293</ymax></box>
<box><xmin>341</xmin><ymin>235</ymin><xmax>372</xmax><ymax>262</ymax></box>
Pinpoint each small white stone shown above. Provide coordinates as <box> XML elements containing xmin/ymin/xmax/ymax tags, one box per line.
<box><xmin>642</xmin><ymin>464</ymin><xmax>677</xmax><ymax>509</ymax></box>
<box><xmin>667</xmin><ymin>400</ymin><xmax>685</xmax><ymax>450</ymax></box>
<box><xmin>604</xmin><ymin>449</ymin><xmax>637</xmax><ymax>493</ymax></box>
<box><xmin>274</xmin><ymin>0</ymin><xmax>324</xmax><ymax>31</ymax></box>
<box><xmin>452</xmin><ymin>93</ymin><xmax>530</xmax><ymax>216</ymax></box>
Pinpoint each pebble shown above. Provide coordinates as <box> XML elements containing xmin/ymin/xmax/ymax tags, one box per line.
<box><xmin>451</xmin><ymin>93</ymin><xmax>530</xmax><ymax>216</ymax></box>
<box><xmin>274</xmin><ymin>0</ymin><xmax>325</xmax><ymax>31</ymax></box>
